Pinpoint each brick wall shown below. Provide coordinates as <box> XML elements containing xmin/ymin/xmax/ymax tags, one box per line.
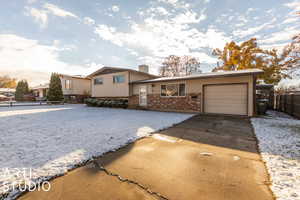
<box><xmin>129</xmin><ymin>93</ymin><xmax>201</xmax><ymax>112</ymax></box>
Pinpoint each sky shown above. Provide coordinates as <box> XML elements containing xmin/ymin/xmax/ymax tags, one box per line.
<box><xmin>0</xmin><ymin>0</ymin><xmax>299</xmax><ymax>86</ymax></box>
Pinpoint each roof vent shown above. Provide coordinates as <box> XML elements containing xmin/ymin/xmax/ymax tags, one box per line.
<box><xmin>138</xmin><ymin>65</ymin><xmax>149</xmax><ymax>73</ymax></box>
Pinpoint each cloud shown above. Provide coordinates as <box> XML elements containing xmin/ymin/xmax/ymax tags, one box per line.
<box><xmin>25</xmin><ymin>3</ymin><xmax>79</xmax><ymax>28</ymax></box>
<box><xmin>173</xmin><ymin>10</ymin><xmax>206</xmax><ymax>24</ymax></box>
<box><xmin>259</xmin><ymin>26</ymin><xmax>299</xmax><ymax>44</ymax></box>
<box><xmin>25</xmin><ymin>7</ymin><xmax>48</xmax><ymax>28</ymax></box>
<box><xmin>27</xmin><ymin>0</ymin><xmax>38</xmax><ymax>4</ymax></box>
<box><xmin>233</xmin><ymin>21</ymin><xmax>275</xmax><ymax>38</ymax></box>
<box><xmin>94</xmin><ymin>13</ymin><xmax>228</xmax><ymax>69</ymax></box>
<box><xmin>111</xmin><ymin>5</ymin><xmax>120</xmax><ymax>12</ymax></box>
<box><xmin>43</xmin><ymin>3</ymin><xmax>78</xmax><ymax>18</ymax></box>
<box><xmin>0</xmin><ymin>34</ymin><xmax>93</xmax><ymax>85</ymax></box>
<box><xmin>284</xmin><ymin>0</ymin><xmax>300</xmax><ymax>13</ymax></box>
<box><xmin>83</xmin><ymin>17</ymin><xmax>95</xmax><ymax>25</ymax></box>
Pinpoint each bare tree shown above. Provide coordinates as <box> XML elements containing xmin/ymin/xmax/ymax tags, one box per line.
<box><xmin>159</xmin><ymin>55</ymin><xmax>201</xmax><ymax>77</ymax></box>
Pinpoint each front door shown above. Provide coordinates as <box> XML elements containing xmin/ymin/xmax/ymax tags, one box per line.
<box><xmin>139</xmin><ymin>86</ymin><xmax>147</xmax><ymax>106</ymax></box>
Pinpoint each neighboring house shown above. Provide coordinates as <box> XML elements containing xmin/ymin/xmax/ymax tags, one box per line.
<box><xmin>32</xmin><ymin>75</ymin><xmax>91</xmax><ymax>102</ymax></box>
<box><xmin>32</xmin><ymin>83</ymin><xmax>49</xmax><ymax>101</ymax></box>
<box><xmin>89</xmin><ymin>65</ymin><xmax>263</xmax><ymax>116</ymax></box>
<box><xmin>0</xmin><ymin>88</ymin><xmax>15</xmax><ymax>98</ymax></box>
<box><xmin>87</xmin><ymin>65</ymin><xmax>157</xmax><ymax>99</ymax></box>
<box><xmin>58</xmin><ymin>74</ymin><xmax>91</xmax><ymax>102</ymax></box>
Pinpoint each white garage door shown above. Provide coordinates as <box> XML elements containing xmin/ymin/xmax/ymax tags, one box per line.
<box><xmin>204</xmin><ymin>84</ymin><xmax>248</xmax><ymax>115</ymax></box>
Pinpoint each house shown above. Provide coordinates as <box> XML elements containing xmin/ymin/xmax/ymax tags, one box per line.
<box><xmin>32</xmin><ymin>83</ymin><xmax>49</xmax><ymax>101</ymax></box>
<box><xmin>58</xmin><ymin>74</ymin><xmax>91</xmax><ymax>102</ymax></box>
<box><xmin>88</xmin><ymin>65</ymin><xmax>263</xmax><ymax>116</ymax></box>
<box><xmin>87</xmin><ymin>65</ymin><xmax>158</xmax><ymax>99</ymax></box>
<box><xmin>32</xmin><ymin>74</ymin><xmax>91</xmax><ymax>102</ymax></box>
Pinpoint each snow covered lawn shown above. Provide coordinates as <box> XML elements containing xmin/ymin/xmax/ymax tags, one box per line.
<box><xmin>0</xmin><ymin>104</ymin><xmax>193</xmax><ymax>199</ymax></box>
<box><xmin>251</xmin><ymin>111</ymin><xmax>300</xmax><ymax>200</ymax></box>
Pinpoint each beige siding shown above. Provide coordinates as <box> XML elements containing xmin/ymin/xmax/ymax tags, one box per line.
<box><xmin>91</xmin><ymin>71</ymin><xmax>129</xmax><ymax>97</ymax></box>
<box><xmin>60</xmin><ymin>77</ymin><xmax>91</xmax><ymax>95</ymax></box>
<box><xmin>131</xmin><ymin>75</ymin><xmax>254</xmax><ymax>116</ymax></box>
<box><xmin>129</xmin><ymin>72</ymin><xmax>155</xmax><ymax>96</ymax></box>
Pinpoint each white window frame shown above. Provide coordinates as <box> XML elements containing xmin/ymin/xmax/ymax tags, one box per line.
<box><xmin>160</xmin><ymin>82</ymin><xmax>186</xmax><ymax>97</ymax></box>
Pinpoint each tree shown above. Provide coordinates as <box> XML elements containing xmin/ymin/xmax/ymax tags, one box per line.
<box><xmin>15</xmin><ymin>80</ymin><xmax>29</xmax><ymax>101</ymax></box>
<box><xmin>212</xmin><ymin>38</ymin><xmax>298</xmax><ymax>84</ymax></box>
<box><xmin>47</xmin><ymin>73</ymin><xmax>63</xmax><ymax>101</ymax></box>
<box><xmin>159</xmin><ymin>55</ymin><xmax>201</xmax><ymax>77</ymax></box>
<box><xmin>0</xmin><ymin>76</ymin><xmax>17</xmax><ymax>88</ymax></box>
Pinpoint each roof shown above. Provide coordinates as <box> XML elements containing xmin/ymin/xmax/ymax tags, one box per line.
<box><xmin>87</xmin><ymin>66</ymin><xmax>158</xmax><ymax>78</ymax></box>
<box><xmin>32</xmin><ymin>83</ymin><xmax>49</xmax><ymax>90</ymax></box>
<box><xmin>132</xmin><ymin>69</ymin><xmax>264</xmax><ymax>84</ymax></box>
<box><xmin>58</xmin><ymin>74</ymin><xmax>91</xmax><ymax>80</ymax></box>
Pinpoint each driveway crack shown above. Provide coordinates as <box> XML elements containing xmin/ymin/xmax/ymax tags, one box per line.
<box><xmin>92</xmin><ymin>161</ymin><xmax>169</xmax><ymax>200</ymax></box>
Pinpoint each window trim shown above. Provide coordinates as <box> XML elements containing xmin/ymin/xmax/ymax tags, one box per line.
<box><xmin>113</xmin><ymin>75</ymin><xmax>126</xmax><ymax>84</ymax></box>
<box><xmin>160</xmin><ymin>82</ymin><xmax>186</xmax><ymax>98</ymax></box>
<box><xmin>94</xmin><ymin>77</ymin><xmax>103</xmax><ymax>85</ymax></box>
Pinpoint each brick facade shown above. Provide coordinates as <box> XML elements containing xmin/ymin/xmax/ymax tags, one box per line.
<box><xmin>129</xmin><ymin>93</ymin><xmax>201</xmax><ymax>112</ymax></box>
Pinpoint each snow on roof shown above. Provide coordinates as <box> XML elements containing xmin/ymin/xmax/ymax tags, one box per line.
<box><xmin>132</xmin><ymin>69</ymin><xmax>264</xmax><ymax>83</ymax></box>
<box><xmin>58</xmin><ymin>74</ymin><xmax>90</xmax><ymax>80</ymax></box>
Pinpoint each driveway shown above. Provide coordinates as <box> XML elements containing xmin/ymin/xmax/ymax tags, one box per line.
<box><xmin>19</xmin><ymin>114</ymin><xmax>274</xmax><ymax>200</ymax></box>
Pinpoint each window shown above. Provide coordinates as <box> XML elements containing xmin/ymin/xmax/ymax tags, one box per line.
<box><xmin>65</xmin><ymin>80</ymin><xmax>72</xmax><ymax>89</ymax></box>
<box><xmin>161</xmin><ymin>83</ymin><xmax>185</xmax><ymax>97</ymax></box>
<box><xmin>94</xmin><ymin>78</ymin><xmax>103</xmax><ymax>85</ymax></box>
<box><xmin>113</xmin><ymin>75</ymin><xmax>125</xmax><ymax>83</ymax></box>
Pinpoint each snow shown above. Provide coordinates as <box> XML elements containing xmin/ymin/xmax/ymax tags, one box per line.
<box><xmin>0</xmin><ymin>104</ymin><xmax>193</xmax><ymax>199</ymax></box>
<box><xmin>251</xmin><ymin>111</ymin><xmax>300</xmax><ymax>200</ymax></box>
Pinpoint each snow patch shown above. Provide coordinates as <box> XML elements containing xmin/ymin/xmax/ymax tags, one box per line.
<box><xmin>0</xmin><ymin>105</ymin><xmax>193</xmax><ymax>199</ymax></box>
<box><xmin>251</xmin><ymin>111</ymin><xmax>300</xmax><ymax>200</ymax></box>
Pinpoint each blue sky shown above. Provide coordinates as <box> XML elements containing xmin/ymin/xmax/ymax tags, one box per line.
<box><xmin>0</xmin><ymin>0</ymin><xmax>299</xmax><ymax>86</ymax></box>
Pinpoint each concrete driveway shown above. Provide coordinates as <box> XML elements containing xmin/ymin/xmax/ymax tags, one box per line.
<box><xmin>19</xmin><ymin>114</ymin><xmax>274</xmax><ymax>200</ymax></box>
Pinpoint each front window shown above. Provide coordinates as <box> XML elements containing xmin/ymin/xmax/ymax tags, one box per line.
<box><xmin>113</xmin><ymin>75</ymin><xmax>125</xmax><ymax>83</ymax></box>
<box><xmin>65</xmin><ymin>80</ymin><xmax>72</xmax><ymax>89</ymax></box>
<box><xmin>161</xmin><ymin>83</ymin><xmax>185</xmax><ymax>97</ymax></box>
<box><xmin>94</xmin><ymin>78</ymin><xmax>103</xmax><ymax>85</ymax></box>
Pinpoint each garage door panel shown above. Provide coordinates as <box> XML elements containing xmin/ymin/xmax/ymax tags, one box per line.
<box><xmin>204</xmin><ymin>84</ymin><xmax>248</xmax><ymax>115</ymax></box>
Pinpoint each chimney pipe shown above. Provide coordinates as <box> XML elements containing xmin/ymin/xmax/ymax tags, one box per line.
<box><xmin>138</xmin><ymin>65</ymin><xmax>149</xmax><ymax>73</ymax></box>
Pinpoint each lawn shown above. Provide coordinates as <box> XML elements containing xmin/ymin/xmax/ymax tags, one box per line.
<box><xmin>0</xmin><ymin>104</ymin><xmax>192</xmax><ymax>199</ymax></box>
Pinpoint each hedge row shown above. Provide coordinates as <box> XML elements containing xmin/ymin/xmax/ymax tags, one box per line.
<box><xmin>85</xmin><ymin>98</ymin><xmax>128</xmax><ymax>108</ymax></box>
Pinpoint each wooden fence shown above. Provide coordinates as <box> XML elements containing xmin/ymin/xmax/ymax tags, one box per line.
<box><xmin>275</xmin><ymin>94</ymin><xmax>300</xmax><ymax>119</ymax></box>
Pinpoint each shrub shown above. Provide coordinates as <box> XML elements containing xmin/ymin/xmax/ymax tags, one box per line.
<box><xmin>85</xmin><ymin>98</ymin><xmax>128</xmax><ymax>108</ymax></box>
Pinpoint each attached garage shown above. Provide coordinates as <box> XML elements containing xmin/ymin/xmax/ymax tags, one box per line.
<box><xmin>130</xmin><ymin>69</ymin><xmax>264</xmax><ymax>117</ymax></box>
<box><xmin>203</xmin><ymin>84</ymin><xmax>248</xmax><ymax>115</ymax></box>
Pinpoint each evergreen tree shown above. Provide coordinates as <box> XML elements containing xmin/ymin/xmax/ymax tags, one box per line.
<box><xmin>47</xmin><ymin>73</ymin><xmax>64</xmax><ymax>101</ymax></box>
<box><xmin>15</xmin><ymin>80</ymin><xmax>29</xmax><ymax>101</ymax></box>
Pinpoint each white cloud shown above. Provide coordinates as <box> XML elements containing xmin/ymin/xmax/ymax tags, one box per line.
<box><xmin>25</xmin><ymin>7</ymin><xmax>48</xmax><ymax>28</ymax></box>
<box><xmin>173</xmin><ymin>10</ymin><xmax>206</xmax><ymax>24</ymax></box>
<box><xmin>111</xmin><ymin>5</ymin><xmax>120</xmax><ymax>12</ymax></box>
<box><xmin>0</xmin><ymin>34</ymin><xmax>91</xmax><ymax>85</ymax></box>
<box><xmin>284</xmin><ymin>0</ymin><xmax>300</xmax><ymax>13</ymax></box>
<box><xmin>25</xmin><ymin>3</ymin><xmax>78</xmax><ymax>28</ymax></box>
<box><xmin>282</xmin><ymin>17</ymin><xmax>299</xmax><ymax>24</ymax></box>
<box><xmin>233</xmin><ymin>21</ymin><xmax>275</xmax><ymax>38</ymax></box>
<box><xmin>27</xmin><ymin>0</ymin><xmax>38</xmax><ymax>4</ymax></box>
<box><xmin>94</xmin><ymin>15</ymin><xmax>229</xmax><ymax>70</ymax></box>
<box><xmin>83</xmin><ymin>17</ymin><xmax>95</xmax><ymax>25</ymax></box>
<box><xmin>259</xmin><ymin>26</ymin><xmax>299</xmax><ymax>44</ymax></box>
<box><xmin>44</xmin><ymin>3</ymin><xmax>78</xmax><ymax>19</ymax></box>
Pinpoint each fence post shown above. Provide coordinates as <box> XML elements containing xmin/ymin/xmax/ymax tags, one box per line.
<box><xmin>284</xmin><ymin>95</ymin><xmax>287</xmax><ymax>113</ymax></box>
<box><xmin>291</xmin><ymin>94</ymin><xmax>294</xmax><ymax>116</ymax></box>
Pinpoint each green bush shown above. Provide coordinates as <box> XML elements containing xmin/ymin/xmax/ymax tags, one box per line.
<box><xmin>85</xmin><ymin>98</ymin><xmax>128</xmax><ymax>108</ymax></box>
